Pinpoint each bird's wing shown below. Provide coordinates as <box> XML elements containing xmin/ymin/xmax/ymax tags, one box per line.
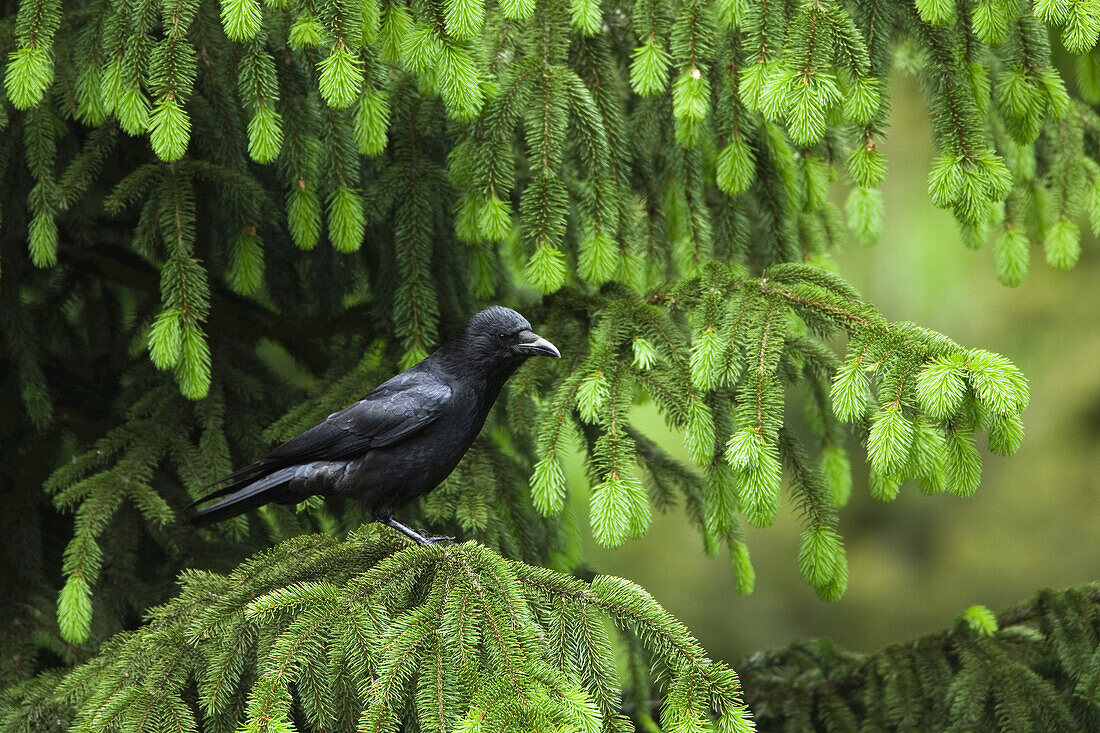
<box><xmin>265</xmin><ymin>369</ymin><xmax>453</xmax><ymax>464</ymax></box>
<box><xmin>190</xmin><ymin>370</ymin><xmax>452</xmax><ymax>510</ymax></box>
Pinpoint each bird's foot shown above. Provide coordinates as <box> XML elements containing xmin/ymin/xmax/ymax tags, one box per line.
<box><xmin>418</xmin><ymin>528</ymin><xmax>457</xmax><ymax>545</ymax></box>
<box><xmin>377</xmin><ymin>515</ymin><xmax>454</xmax><ymax>546</ymax></box>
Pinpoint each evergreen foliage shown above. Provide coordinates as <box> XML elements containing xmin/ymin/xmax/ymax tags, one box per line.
<box><xmin>737</xmin><ymin>584</ymin><xmax>1100</xmax><ymax>731</ymax></box>
<box><xmin>0</xmin><ymin>0</ymin><xmax>1096</xmax><ymax>725</ymax></box>
<box><xmin>1</xmin><ymin>531</ymin><xmax>754</xmax><ymax>733</ymax></box>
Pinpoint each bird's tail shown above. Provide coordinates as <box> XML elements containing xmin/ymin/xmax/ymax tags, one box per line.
<box><xmin>187</xmin><ymin>467</ymin><xmax>298</xmax><ymax>526</ymax></box>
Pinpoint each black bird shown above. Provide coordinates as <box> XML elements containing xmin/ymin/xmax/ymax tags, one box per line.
<box><xmin>188</xmin><ymin>306</ymin><xmax>560</xmax><ymax>543</ymax></box>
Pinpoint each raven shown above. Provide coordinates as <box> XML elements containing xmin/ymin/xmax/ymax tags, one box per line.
<box><xmin>187</xmin><ymin>306</ymin><xmax>560</xmax><ymax>544</ymax></box>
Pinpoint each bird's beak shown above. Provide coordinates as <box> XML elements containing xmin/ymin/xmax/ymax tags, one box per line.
<box><xmin>515</xmin><ymin>330</ymin><xmax>561</xmax><ymax>358</ymax></box>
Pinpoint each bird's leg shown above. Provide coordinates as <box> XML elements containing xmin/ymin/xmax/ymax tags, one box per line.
<box><xmin>374</xmin><ymin>510</ymin><xmax>454</xmax><ymax>546</ymax></box>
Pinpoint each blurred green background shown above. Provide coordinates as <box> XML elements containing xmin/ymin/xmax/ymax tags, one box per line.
<box><xmin>570</xmin><ymin>73</ymin><xmax>1100</xmax><ymax>664</ymax></box>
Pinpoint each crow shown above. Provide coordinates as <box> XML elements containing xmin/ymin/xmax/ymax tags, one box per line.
<box><xmin>187</xmin><ymin>306</ymin><xmax>560</xmax><ymax>544</ymax></box>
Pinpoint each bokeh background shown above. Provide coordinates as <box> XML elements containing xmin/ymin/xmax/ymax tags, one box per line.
<box><xmin>570</xmin><ymin>72</ymin><xmax>1100</xmax><ymax>664</ymax></box>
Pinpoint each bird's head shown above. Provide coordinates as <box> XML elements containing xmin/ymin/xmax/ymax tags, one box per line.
<box><xmin>458</xmin><ymin>306</ymin><xmax>561</xmax><ymax>373</ymax></box>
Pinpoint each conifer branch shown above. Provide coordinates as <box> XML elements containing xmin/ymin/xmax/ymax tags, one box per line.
<box><xmin>1</xmin><ymin>535</ymin><xmax>755</xmax><ymax>733</ymax></box>
<box><xmin>737</xmin><ymin>583</ymin><xmax>1100</xmax><ymax>730</ymax></box>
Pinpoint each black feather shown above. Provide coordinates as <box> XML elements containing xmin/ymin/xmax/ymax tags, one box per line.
<box><xmin>187</xmin><ymin>461</ymin><xmax>271</xmax><ymax>509</ymax></box>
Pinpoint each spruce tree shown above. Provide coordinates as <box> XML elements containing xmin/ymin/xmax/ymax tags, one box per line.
<box><xmin>0</xmin><ymin>0</ymin><xmax>1097</xmax><ymax>727</ymax></box>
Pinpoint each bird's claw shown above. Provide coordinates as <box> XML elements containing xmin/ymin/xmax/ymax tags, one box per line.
<box><xmin>378</xmin><ymin>515</ymin><xmax>456</xmax><ymax>546</ymax></box>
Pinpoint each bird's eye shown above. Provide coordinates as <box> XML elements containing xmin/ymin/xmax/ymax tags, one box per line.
<box><xmin>498</xmin><ymin>332</ymin><xmax>508</xmax><ymax>342</ymax></box>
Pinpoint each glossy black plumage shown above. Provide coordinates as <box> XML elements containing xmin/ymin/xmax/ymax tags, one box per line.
<box><xmin>187</xmin><ymin>307</ymin><xmax>560</xmax><ymax>543</ymax></box>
